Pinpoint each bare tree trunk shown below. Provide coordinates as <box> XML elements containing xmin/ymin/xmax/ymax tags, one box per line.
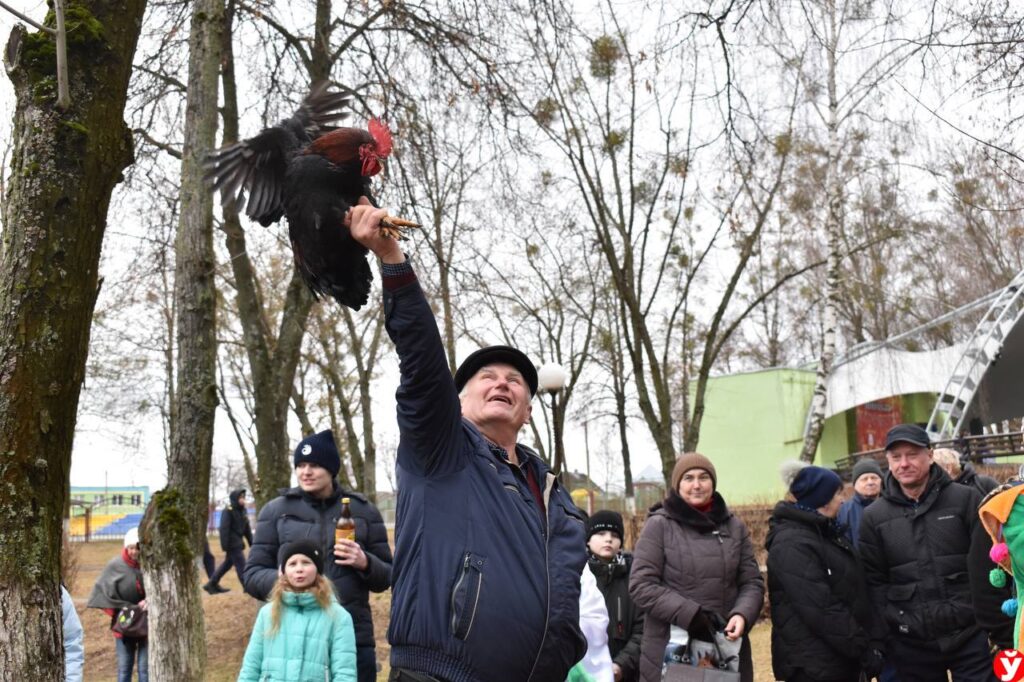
<box><xmin>139</xmin><ymin>0</ymin><xmax>223</xmax><ymax>677</ymax></box>
<box><xmin>684</xmin><ymin>125</ymin><xmax>795</xmax><ymax>453</ymax></box>
<box><xmin>801</xmin><ymin>1</ymin><xmax>842</xmax><ymax>463</ymax></box>
<box><xmin>434</xmin><ymin>209</ymin><xmax>458</xmax><ymax>372</ymax></box>
<box><xmin>0</xmin><ymin>0</ymin><xmax>144</xmax><ymax>676</ymax></box>
<box><xmin>218</xmin><ymin>0</ymin><xmax>342</xmax><ymax>507</ymax></box>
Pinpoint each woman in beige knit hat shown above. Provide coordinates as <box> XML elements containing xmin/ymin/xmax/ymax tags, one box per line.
<box><xmin>628</xmin><ymin>453</ymin><xmax>765</xmax><ymax>681</ymax></box>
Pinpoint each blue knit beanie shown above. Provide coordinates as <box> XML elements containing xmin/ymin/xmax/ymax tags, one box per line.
<box><xmin>791</xmin><ymin>466</ymin><xmax>843</xmax><ymax>510</ymax></box>
<box><xmin>293</xmin><ymin>429</ymin><xmax>341</xmax><ymax>478</ymax></box>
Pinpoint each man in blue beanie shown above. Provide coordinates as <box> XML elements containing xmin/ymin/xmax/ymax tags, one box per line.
<box><xmin>243</xmin><ymin>429</ymin><xmax>392</xmax><ymax>682</ymax></box>
<box><xmin>858</xmin><ymin>424</ymin><xmax>993</xmax><ymax>681</ymax></box>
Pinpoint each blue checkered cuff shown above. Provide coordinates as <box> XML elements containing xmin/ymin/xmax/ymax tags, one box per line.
<box><xmin>380</xmin><ymin>259</ymin><xmax>412</xmax><ymax>277</ymax></box>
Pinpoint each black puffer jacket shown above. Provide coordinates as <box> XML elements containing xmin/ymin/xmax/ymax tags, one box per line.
<box><xmin>218</xmin><ymin>488</ymin><xmax>253</xmax><ymax>552</ymax></box>
<box><xmin>957</xmin><ymin>462</ymin><xmax>999</xmax><ymax>497</ymax></box>
<box><xmin>588</xmin><ymin>553</ymin><xmax>643</xmax><ymax>682</ymax></box>
<box><xmin>243</xmin><ymin>483</ymin><xmax>392</xmax><ymax>649</ymax></box>
<box><xmin>766</xmin><ymin>502</ymin><xmax>884</xmax><ymax>680</ymax></box>
<box><xmin>859</xmin><ymin>464</ymin><xmax>983</xmax><ymax>652</ymax></box>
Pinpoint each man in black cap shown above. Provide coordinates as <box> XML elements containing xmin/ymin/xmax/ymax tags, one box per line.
<box><xmin>858</xmin><ymin>424</ymin><xmax>994</xmax><ymax>681</ymax></box>
<box><xmin>243</xmin><ymin>429</ymin><xmax>392</xmax><ymax>682</ymax></box>
<box><xmin>348</xmin><ymin>200</ymin><xmax>588</xmax><ymax>682</ymax></box>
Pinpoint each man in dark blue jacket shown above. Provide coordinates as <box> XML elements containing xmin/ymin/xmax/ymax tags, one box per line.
<box><xmin>349</xmin><ymin>198</ymin><xmax>588</xmax><ymax>682</ymax></box>
<box><xmin>243</xmin><ymin>429</ymin><xmax>393</xmax><ymax>682</ymax></box>
<box><xmin>203</xmin><ymin>488</ymin><xmax>253</xmax><ymax>594</ymax></box>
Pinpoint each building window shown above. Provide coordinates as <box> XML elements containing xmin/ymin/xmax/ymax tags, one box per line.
<box><xmin>131</xmin><ymin>494</ymin><xmax>142</xmax><ymax>506</ymax></box>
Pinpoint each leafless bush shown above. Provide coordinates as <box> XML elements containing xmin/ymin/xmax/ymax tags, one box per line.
<box><xmin>61</xmin><ymin>531</ymin><xmax>80</xmax><ymax>593</ymax></box>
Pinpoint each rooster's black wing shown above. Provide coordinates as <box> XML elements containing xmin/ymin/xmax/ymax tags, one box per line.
<box><xmin>284</xmin><ymin>154</ymin><xmax>373</xmax><ymax>310</ymax></box>
<box><xmin>204</xmin><ymin>81</ymin><xmax>350</xmax><ymax>226</ymax></box>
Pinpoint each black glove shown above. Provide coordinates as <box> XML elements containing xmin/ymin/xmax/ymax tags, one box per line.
<box><xmin>687</xmin><ymin>609</ymin><xmax>719</xmax><ymax>641</ymax></box>
<box><xmin>860</xmin><ymin>647</ymin><xmax>885</xmax><ymax>679</ymax></box>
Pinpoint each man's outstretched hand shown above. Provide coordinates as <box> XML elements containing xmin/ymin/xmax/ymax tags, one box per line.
<box><xmin>347</xmin><ymin>196</ymin><xmax>405</xmax><ymax>264</ymax></box>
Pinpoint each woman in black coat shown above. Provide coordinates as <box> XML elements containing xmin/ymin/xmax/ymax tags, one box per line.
<box><xmin>766</xmin><ymin>464</ymin><xmax>886</xmax><ymax>682</ymax></box>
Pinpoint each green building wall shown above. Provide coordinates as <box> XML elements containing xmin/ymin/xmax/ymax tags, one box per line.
<box><xmin>691</xmin><ymin>368</ymin><xmax>937</xmax><ymax>503</ymax></box>
<box><xmin>693</xmin><ymin>368</ymin><xmax>817</xmax><ymax>504</ymax></box>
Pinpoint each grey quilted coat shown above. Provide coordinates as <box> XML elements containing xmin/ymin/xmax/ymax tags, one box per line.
<box><xmin>629</xmin><ymin>493</ymin><xmax>764</xmax><ymax>682</ymax></box>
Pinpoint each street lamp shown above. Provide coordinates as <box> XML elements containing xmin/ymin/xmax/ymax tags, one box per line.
<box><xmin>537</xmin><ymin>363</ymin><xmax>567</xmax><ymax>475</ymax></box>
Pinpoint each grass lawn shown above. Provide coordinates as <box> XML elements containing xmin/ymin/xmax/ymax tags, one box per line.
<box><xmin>69</xmin><ymin>540</ymin><xmax>774</xmax><ymax>681</ymax></box>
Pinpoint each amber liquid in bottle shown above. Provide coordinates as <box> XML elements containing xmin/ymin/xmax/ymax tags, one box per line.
<box><xmin>335</xmin><ymin>497</ymin><xmax>355</xmax><ymax>543</ymax></box>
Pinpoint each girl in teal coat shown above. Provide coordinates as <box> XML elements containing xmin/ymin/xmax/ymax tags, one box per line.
<box><xmin>239</xmin><ymin>540</ymin><xmax>357</xmax><ymax>682</ymax></box>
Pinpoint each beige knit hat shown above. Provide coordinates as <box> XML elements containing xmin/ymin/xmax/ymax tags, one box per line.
<box><xmin>671</xmin><ymin>452</ymin><xmax>717</xmax><ymax>491</ymax></box>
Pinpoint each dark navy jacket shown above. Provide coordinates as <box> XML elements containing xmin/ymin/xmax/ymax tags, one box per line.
<box><xmin>218</xmin><ymin>488</ymin><xmax>253</xmax><ymax>552</ymax></box>
<box><xmin>384</xmin><ymin>271</ymin><xmax>588</xmax><ymax>682</ymax></box>
<box><xmin>836</xmin><ymin>492</ymin><xmax>874</xmax><ymax>549</ymax></box>
<box><xmin>243</xmin><ymin>484</ymin><xmax>392</xmax><ymax>649</ymax></box>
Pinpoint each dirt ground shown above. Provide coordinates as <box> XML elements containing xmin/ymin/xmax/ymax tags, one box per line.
<box><xmin>69</xmin><ymin>539</ymin><xmax>773</xmax><ymax>681</ymax></box>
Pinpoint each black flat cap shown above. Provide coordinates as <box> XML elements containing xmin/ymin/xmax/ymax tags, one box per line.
<box><xmin>454</xmin><ymin>345</ymin><xmax>538</xmax><ymax>396</ymax></box>
<box><xmin>885</xmin><ymin>424</ymin><xmax>931</xmax><ymax>450</ymax></box>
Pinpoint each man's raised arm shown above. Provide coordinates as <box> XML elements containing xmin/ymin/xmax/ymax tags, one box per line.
<box><xmin>347</xmin><ymin>199</ymin><xmax>462</xmax><ymax>476</ymax></box>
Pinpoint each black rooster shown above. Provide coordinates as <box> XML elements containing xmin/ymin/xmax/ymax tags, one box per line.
<box><xmin>204</xmin><ymin>82</ymin><xmax>415</xmax><ymax>309</ymax></box>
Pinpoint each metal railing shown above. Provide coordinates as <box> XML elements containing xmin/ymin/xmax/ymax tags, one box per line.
<box><xmin>835</xmin><ymin>430</ymin><xmax>1024</xmax><ymax>477</ymax></box>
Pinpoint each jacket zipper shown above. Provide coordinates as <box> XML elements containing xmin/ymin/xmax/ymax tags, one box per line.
<box><xmin>465</xmin><ymin>568</ymin><xmax>482</xmax><ymax>637</ymax></box>
<box><xmin>450</xmin><ymin>553</ymin><xmax>471</xmax><ymax>632</ymax></box>
<box><xmin>526</xmin><ymin>472</ymin><xmax>556</xmax><ymax>681</ymax></box>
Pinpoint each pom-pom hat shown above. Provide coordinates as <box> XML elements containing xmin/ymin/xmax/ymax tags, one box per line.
<box><xmin>783</xmin><ymin>462</ymin><xmax>842</xmax><ymax>511</ymax></box>
<box><xmin>123</xmin><ymin>527</ymin><xmax>139</xmax><ymax>548</ymax></box>
<box><xmin>293</xmin><ymin>429</ymin><xmax>341</xmax><ymax>478</ymax></box>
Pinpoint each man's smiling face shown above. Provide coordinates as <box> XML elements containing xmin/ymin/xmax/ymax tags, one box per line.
<box><xmin>459</xmin><ymin>363</ymin><xmax>532</xmax><ymax>433</ymax></box>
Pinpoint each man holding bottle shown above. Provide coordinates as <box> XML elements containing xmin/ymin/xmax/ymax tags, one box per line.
<box><xmin>243</xmin><ymin>428</ymin><xmax>392</xmax><ymax>682</ymax></box>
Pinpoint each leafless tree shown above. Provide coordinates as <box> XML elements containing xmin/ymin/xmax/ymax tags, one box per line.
<box><xmin>139</xmin><ymin>0</ymin><xmax>223</xmax><ymax>676</ymax></box>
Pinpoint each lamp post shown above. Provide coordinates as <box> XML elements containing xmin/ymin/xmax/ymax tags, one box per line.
<box><xmin>537</xmin><ymin>362</ymin><xmax>567</xmax><ymax>475</ymax></box>
<box><xmin>583</xmin><ymin>417</ymin><xmax>593</xmax><ymax>515</ymax></box>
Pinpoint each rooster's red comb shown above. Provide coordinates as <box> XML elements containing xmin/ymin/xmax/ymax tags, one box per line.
<box><xmin>368</xmin><ymin>118</ymin><xmax>393</xmax><ymax>157</ymax></box>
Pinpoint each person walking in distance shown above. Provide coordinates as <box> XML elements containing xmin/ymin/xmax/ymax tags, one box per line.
<box><xmin>204</xmin><ymin>488</ymin><xmax>253</xmax><ymax>594</ymax></box>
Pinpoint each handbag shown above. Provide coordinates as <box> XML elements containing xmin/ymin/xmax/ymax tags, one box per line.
<box><xmin>662</xmin><ymin>625</ymin><xmax>741</xmax><ymax>682</ymax></box>
<box><xmin>112</xmin><ymin>605</ymin><xmax>148</xmax><ymax>638</ymax></box>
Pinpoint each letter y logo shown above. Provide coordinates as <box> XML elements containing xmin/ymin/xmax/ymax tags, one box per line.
<box><xmin>996</xmin><ymin>650</ymin><xmax>1024</xmax><ymax>682</ymax></box>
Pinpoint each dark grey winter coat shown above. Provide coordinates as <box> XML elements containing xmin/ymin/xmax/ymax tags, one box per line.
<box><xmin>243</xmin><ymin>483</ymin><xmax>392</xmax><ymax>650</ymax></box>
<box><xmin>629</xmin><ymin>493</ymin><xmax>764</xmax><ymax>682</ymax></box>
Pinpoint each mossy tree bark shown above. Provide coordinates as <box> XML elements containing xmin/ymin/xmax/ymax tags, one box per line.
<box><xmin>0</xmin><ymin>0</ymin><xmax>145</xmax><ymax>678</ymax></box>
<box><xmin>137</xmin><ymin>0</ymin><xmax>222</xmax><ymax>678</ymax></box>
